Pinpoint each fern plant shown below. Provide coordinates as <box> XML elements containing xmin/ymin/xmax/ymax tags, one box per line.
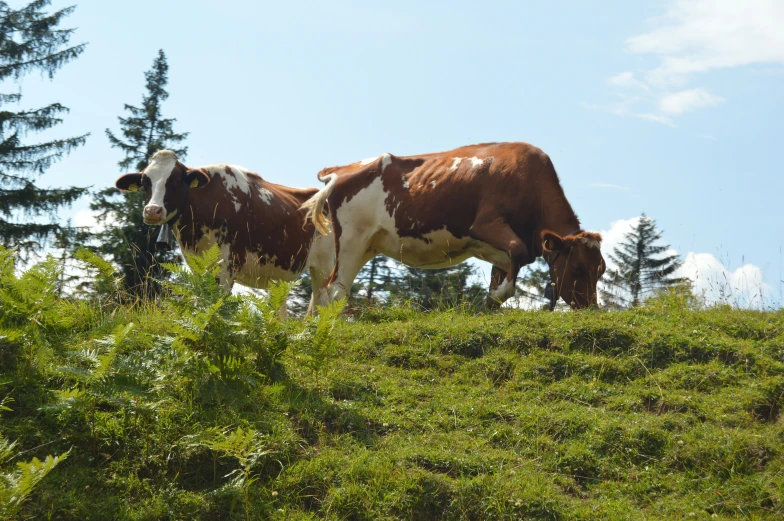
<box><xmin>161</xmin><ymin>245</ymin><xmax>296</xmax><ymax>384</ymax></box>
<box><xmin>53</xmin><ymin>323</ymin><xmax>136</xmax><ymax>459</ymax></box>
<box><xmin>293</xmin><ymin>299</ymin><xmax>346</xmax><ymax>385</ymax></box>
<box><xmin>0</xmin><ymin>247</ymin><xmax>79</xmax><ymax>378</ymax></box>
<box><xmin>182</xmin><ymin>425</ymin><xmax>272</xmax><ymax>521</ymax></box>
<box><xmin>1</xmin><ymin>396</ymin><xmax>68</xmax><ymax>519</ymax></box>
<box><xmin>72</xmin><ymin>247</ymin><xmax>122</xmax><ymax>302</ymax></box>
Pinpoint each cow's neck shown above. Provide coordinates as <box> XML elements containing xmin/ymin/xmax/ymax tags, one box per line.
<box><xmin>539</xmin><ymin>181</ymin><xmax>582</xmax><ymax>238</ymax></box>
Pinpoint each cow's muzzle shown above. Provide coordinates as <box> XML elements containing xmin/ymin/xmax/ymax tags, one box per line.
<box><xmin>143</xmin><ymin>204</ymin><xmax>165</xmax><ymax>224</ymax></box>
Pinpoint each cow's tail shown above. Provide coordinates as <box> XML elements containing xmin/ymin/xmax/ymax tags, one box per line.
<box><xmin>300</xmin><ymin>172</ymin><xmax>338</xmax><ymax>235</ymax></box>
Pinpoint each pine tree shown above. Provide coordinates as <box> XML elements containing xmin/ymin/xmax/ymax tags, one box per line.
<box><xmin>0</xmin><ymin>1</ymin><xmax>88</xmax><ymax>256</ymax></box>
<box><xmin>354</xmin><ymin>255</ymin><xmax>396</xmax><ymax>303</ymax></box>
<box><xmin>606</xmin><ymin>214</ymin><xmax>686</xmax><ymax>306</ymax></box>
<box><xmin>516</xmin><ymin>258</ymin><xmax>558</xmax><ymax>310</ymax></box>
<box><xmin>390</xmin><ymin>262</ymin><xmax>485</xmax><ymax>311</ymax></box>
<box><xmin>90</xmin><ymin>50</ymin><xmax>188</xmax><ymax>297</ymax></box>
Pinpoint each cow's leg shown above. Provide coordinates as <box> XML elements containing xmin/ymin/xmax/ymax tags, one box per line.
<box><xmin>469</xmin><ymin>216</ymin><xmax>529</xmax><ymax>306</ymax></box>
<box><xmin>217</xmin><ymin>266</ymin><xmax>235</xmax><ymax>293</ymax></box>
<box><xmin>487</xmin><ymin>266</ymin><xmax>508</xmax><ymax>309</ymax></box>
<box><xmin>215</xmin><ymin>245</ymin><xmax>236</xmax><ymax>292</ymax></box>
<box><xmin>325</xmin><ymin>233</ymin><xmax>374</xmax><ymax>303</ymax></box>
<box><xmin>327</xmin><ymin>252</ymin><xmax>373</xmax><ymax>303</ymax></box>
<box><xmin>306</xmin><ymin>266</ymin><xmax>331</xmax><ymax>317</ymax></box>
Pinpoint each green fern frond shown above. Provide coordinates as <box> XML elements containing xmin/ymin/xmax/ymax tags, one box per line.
<box><xmin>0</xmin><ymin>449</ymin><xmax>69</xmax><ymax>518</ymax></box>
<box><xmin>266</xmin><ymin>280</ymin><xmax>294</xmax><ymax>314</ymax></box>
<box><xmin>0</xmin><ymin>327</ymin><xmax>24</xmax><ymax>343</ymax></box>
<box><xmin>74</xmin><ymin>248</ymin><xmax>116</xmax><ymax>279</ymax></box>
<box><xmin>0</xmin><ymin>436</ymin><xmax>17</xmax><ymax>466</ymax></box>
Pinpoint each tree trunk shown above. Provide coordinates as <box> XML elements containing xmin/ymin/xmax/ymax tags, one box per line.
<box><xmin>367</xmin><ymin>256</ymin><xmax>378</xmax><ymax>302</ymax></box>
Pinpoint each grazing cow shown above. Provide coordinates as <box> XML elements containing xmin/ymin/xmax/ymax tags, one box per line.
<box><xmin>115</xmin><ymin>150</ymin><xmax>334</xmax><ymax>315</ymax></box>
<box><xmin>302</xmin><ymin>142</ymin><xmax>606</xmax><ymax>309</ymax></box>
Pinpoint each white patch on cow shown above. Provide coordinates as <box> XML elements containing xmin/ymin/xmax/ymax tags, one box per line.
<box><xmin>402</xmin><ymin>178</ymin><xmax>409</xmax><ymax>189</ymax></box>
<box><xmin>490</xmin><ymin>277</ymin><xmax>515</xmax><ymax>301</ymax></box>
<box><xmin>430</xmin><ymin>181</ymin><xmax>436</xmax><ymax>188</ymax></box>
<box><xmin>381</xmin><ymin>153</ymin><xmax>392</xmax><ymax>172</ymax></box>
<box><xmin>259</xmin><ymin>187</ymin><xmax>273</xmax><ymax>205</ymax></box>
<box><xmin>470</xmin><ymin>157</ymin><xmax>485</xmax><ymax>168</ymax></box>
<box><xmin>218</xmin><ymin>165</ymin><xmax>251</xmax><ymax>195</ymax></box>
<box><xmin>449</xmin><ymin>158</ymin><xmax>462</xmax><ymax>172</ymax></box>
<box><xmin>144</xmin><ymin>151</ymin><xmax>177</xmax><ymax>217</ymax></box>
<box><xmin>359</xmin><ymin>156</ymin><xmax>378</xmax><ymax>166</ymax></box>
<box><xmin>204</xmin><ymin>164</ymin><xmax>254</xmax><ymax>212</ymax></box>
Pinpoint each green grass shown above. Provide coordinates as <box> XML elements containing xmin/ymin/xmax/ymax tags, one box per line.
<box><xmin>1</xmin><ymin>248</ymin><xmax>783</xmax><ymax>520</ymax></box>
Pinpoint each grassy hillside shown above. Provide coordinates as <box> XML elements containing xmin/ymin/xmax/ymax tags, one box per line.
<box><xmin>1</xmin><ymin>247</ymin><xmax>783</xmax><ymax>520</ymax></box>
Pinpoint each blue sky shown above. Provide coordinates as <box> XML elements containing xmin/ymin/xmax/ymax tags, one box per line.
<box><xmin>12</xmin><ymin>0</ymin><xmax>784</xmax><ymax>306</ymax></box>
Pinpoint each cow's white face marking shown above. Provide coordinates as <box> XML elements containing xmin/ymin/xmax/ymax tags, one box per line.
<box><xmin>360</xmin><ymin>156</ymin><xmax>378</xmax><ymax>166</ymax></box>
<box><xmin>144</xmin><ymin>151</ymin><xmax>177</xmax><ymax>218</ymax></box>
<box><xmin>449</xmin><ymin>158</ymin><xmax>462</xmax><ymax>172</ymax></box>
<box><xmin>381</xmin><ymin>153</ymin><xmax>392</xmax><ymax>172</ymax></box>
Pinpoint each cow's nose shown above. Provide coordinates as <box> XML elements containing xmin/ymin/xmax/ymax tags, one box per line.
<box><xmin>144</xmin><ymin>205</ymin><xmax>164</xmax><ymax>220</ymax></box>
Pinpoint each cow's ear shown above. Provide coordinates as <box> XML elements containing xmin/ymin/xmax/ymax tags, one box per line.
<box><xmin>115</xmin><ymin>173</ymin><xmax>143</xmax><ymax>192</ymax></box>
<box><xmin>185</xmin><ymin>169</ymin><xmax>210</xmax><ymax>189</ymax></box>
<box><xmin>541</xmin><ymin>230</ymin><xmax>567</xmax><ymax>252</ymax></box>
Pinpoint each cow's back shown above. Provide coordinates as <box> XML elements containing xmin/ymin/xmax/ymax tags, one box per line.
<box><xmin>324</xmin><ymin>142</ymin><xmax>555</xmax><ymax>242</ymax></box>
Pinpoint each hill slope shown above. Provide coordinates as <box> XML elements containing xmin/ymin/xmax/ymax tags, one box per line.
<box><xmin>1</xmin><ymin>253</ymin><xmax>782</xmax><ymax>520</ymax></box>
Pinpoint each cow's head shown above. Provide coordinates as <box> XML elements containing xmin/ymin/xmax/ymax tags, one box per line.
<box><xmin>114</xmin><ymin>150</ymin><xmax>210</xmax><ymax>225</ymax></box>
<box><xmin>542</xmin><ymin>230</ymin><xmax>606</xmax><ymax>309</ymax></box>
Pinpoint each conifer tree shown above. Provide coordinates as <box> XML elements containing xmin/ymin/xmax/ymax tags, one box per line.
<box><xmin>606</xmin><ymin>214</ymin><xmax>686</xmax><ymax>306</ymax></box>
<box><xmin>390</xmin><ymin>262</ymin><xmax>485</xmax><ymax>311</ymax></box>
<box><xmin>354</xmin><ymin>255</ymin><xmax>396</xmax><ymax>303</ymax></box>
<box><xmin>517</xmin><ymin>258</ymin><xmax>559</xmax><ymax>310</ymax></box>
<box><xmin>0</xmin><ymin>1</ymin><xmax>88</xmax><ymax>256</ymax></box>
<box><xmin>91</xmin><ymin>50</ymin><xmax>188</xmax><ymax>297</ymax></box>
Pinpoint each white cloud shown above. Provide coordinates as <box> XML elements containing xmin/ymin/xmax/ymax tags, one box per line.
<box><xmin>607</xmin><ymin>72</ymin><xmax>649</xmax><ymax>91</ymax></box>
<box><xmin>628</xmin><ymin>0</ymin><xmax>784</xmax><ymax>87</ymax></box>
<box><xmin>582</xmin><ymin>100</ymin><xmax>674</xmax><ymax>126</ymax></box>
<box><xmin>598</xmin><ymin>216</ymin><xmax>641</xmax><ymax>270</ymax></box>
<box><xmin>658</xmin><ymin>88</ymin><xmax>725</xmax><ymax>115</ymax></box>
<box><xmin>679</xmin><ymin>252</ymin><xmax>772</xmax><ymax>308</ymax></box>
<box><xmin>596</xmin><ymin>0</ymin><xmax>784</xmax><ymax>123</ymax></box>
<box><xmin>598</xmin><ymin>216</ymin><xmax>776</xmax><ymax>308</ymax></box>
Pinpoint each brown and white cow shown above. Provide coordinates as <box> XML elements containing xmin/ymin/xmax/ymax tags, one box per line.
<box><xmin>115</xmin><ymin>150</ymin><xmax>334</xmax><ymax>315</ymax></box>
<box><xmin>302</xmin><ymin>142</ymin><xmax>606</xmax><ymax>309</ymax></box>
